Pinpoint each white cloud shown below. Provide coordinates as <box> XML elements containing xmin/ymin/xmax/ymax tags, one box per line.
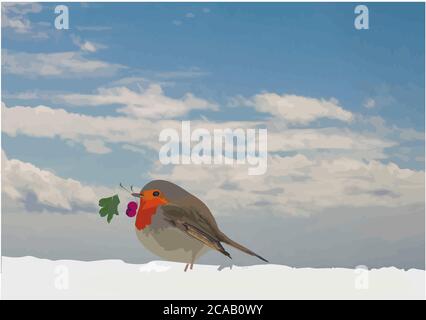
<box><xmin>1</xmin><ymin>3</ymin><xmax>48</xmax><ymax>39</ymax></box>
<box><xmin>1</xmin><ymin>102</ymin><xmax>162</xmax><ymax>153</ymax></box>
<box><xmin>2</xmin><ymin>50</ymin><xmax>124</xmax><ymax>78</ymax></box>
<box><xmin>364</xmin><ymin>98</ymin><xmax>376</xmax><ymax>109</ymax></box>
<box><xmin>150</xmin><ymin>154</ymin><xmax>424</xmax><ymax>216</ymax></box>
<box><xmin>1</xmin><ymin>101</ymin><xmax>395</xmax><ymax>160</ymax></box>
<box><xmin>361</xmin><ymin>115</ymin><xmax>424</xmax><ymax>143</ymax></box>
<box><xmin>399</xmin><ymin>128</ymin><xmax>425</xmax><ymax>141</ymax></box>
<box><xmin>122</xmin><ymin>144</ymin><xmax>148</xmax><ymax>154</ymax></box>
<box><xmin>83</xmin><ymin>139</ymin><xmax>112</xmax><ymax>154</ymax></box>
<box><xmin>236</xmin><ymin>93</ymin><xmax>353</xmax><ymax>124</ymax></box>
<box><xmin>58</xmin><ymin>84</ymin><xmax>218</xmax><ymax>119</ymax></box>
<box><xmin>1</xmin><ymin>91</ymin><xmax>423</xmax><ymax>219</ymax></box>
<box><xmin>2</xmin><ymin>152</ymin><xmax>424</xmax><ymax>268</ymax></box>
<box><xmin>2</xmin><ymin>90</ymin><xmax>42</xmax><ymax>100</ymax></box>
<box><xmin>185</xmin><ymin>12</ymin><xmax>195</xmax><ymax>18</ymax></box>
<box><xmin>2</xmin><ymin>3</ymin><xmax>42</xmax><ymax>15</ymax></box>
<box><xmin>1</xmin><ymin>3</ymin><xmax>41</xmax><ymax>33</ymax></box>
<box><xmin>1</xmin><ymin>102</ymin><xmax>259</xmax><ymax>156</ymax></box>
<box><xmin>268</xmin><ymin>128</ymin><xmax>395</xmax><ymax>153</ymax></box>
<box><xmin>173</xmin><ymin>20</ymin><xmax>182</xmax><ymax>26</ymax></box>
<box><xmin>110</xmin><ymin>76</ymin><xmax>151</xmax><ymax>86</ymax></box>
<box><xmin>1</xmin><ymin>150</ymin><xmax>110</xmax><ymax>211</ymax></box>
<box><xmin>71</xmin><ymin>35</ymin><xmax>107</xmax><ymax>53</ymax></box>
<box><xmin>2</xmin><ymin>15</ymin><xmax>31</xmax><ymax>33</ymax></box>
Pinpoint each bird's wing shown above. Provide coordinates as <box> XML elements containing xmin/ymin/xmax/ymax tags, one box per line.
<box><xmin>161</xmin><ymin>203</ymin><xmax>232</xmax><ymax>259</ymax></box>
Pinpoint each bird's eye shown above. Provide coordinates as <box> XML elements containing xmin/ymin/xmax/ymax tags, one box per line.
<box><xmin>153</xmin><ymin>191</ymin><xmax>160</xmax><ymax>197</ymax></box>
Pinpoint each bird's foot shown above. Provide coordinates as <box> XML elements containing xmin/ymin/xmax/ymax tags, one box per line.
<box><xmin>184</xmin><ymin>263</ymin><xmax>194</xmax><ymax>272</ymax></box>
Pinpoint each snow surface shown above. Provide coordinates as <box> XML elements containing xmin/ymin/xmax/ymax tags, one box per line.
<box><xmin>1</xmin><ymin>256</ymin><xmax>424</xmax><ymax>299</ymax></box>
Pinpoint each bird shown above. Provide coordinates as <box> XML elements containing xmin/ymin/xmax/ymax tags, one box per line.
<box><xmin>126</xmin><ymin>180</ymin><xmax>268</xmax><ymax>271</ymax></box>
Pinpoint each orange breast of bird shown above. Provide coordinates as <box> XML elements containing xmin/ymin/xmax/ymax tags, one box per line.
<box><xmin>135</xmin><ymin>198</ymin><xmax>167</xmax><ymax>230</ymax></box>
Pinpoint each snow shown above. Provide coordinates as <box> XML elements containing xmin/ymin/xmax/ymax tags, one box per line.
<box><xmin>1</xmin><ymin>256</ymin><xmax>424</xmax><ymax>299</ymax></box>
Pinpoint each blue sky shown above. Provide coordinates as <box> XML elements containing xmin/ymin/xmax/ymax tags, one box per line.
<box><xmin>3</xmin><ymin>3</ymin><xmax>424</xmax><ymax>119</ymax></box>
<box><xmin>3</xmin><ymin>2</ymin><xmax>425</xmax><ymax>186</ymax></box>
<box><xmin>2</xmin><ymin>2</ymin><xmax>425</xmax><ymax>268</ymax></box>
<box><xmin>1</xmin><ymin>2</ymin><xmax>424</xmax><ymax>189</ymax></box>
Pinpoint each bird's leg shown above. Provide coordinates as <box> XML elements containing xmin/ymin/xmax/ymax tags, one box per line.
<box><xmin>184</xmin><ymin>263</ymin><xmax>189</xmax><ymax>272</ymax></box>
<box><xmin>190</xmin><ymin>263</ymin><xmax>194</xmax><ymax>270</ymax></box>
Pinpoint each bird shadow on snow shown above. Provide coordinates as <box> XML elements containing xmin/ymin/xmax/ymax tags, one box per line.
<box><xmin>217</xmin><ymin>262</ymin><xmax>234</xmax><ymax>271</ymax></box>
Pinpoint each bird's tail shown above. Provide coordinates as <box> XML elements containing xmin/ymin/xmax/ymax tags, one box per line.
<box><xmin>219</xmin><ymin>232</ymin><xmax>268</xmax><ymax>263</ymax></box>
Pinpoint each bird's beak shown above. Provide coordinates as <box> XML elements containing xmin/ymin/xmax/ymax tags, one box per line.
<box><xmin>132</xmin><ymin>193</ymin><xmax>141</xmax><ymax>198</ymax></box>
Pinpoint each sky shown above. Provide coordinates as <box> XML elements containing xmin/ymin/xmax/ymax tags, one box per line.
<box><xmin>1</xmin><ymin>2</ymin><xmax>425</xmax><ymax>269</ymax></box>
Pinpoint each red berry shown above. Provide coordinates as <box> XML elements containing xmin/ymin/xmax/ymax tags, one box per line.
<box><xmin>126</xmin><ymin>201</ymin><xmax>138</xmax><ymax>217</ymax></box>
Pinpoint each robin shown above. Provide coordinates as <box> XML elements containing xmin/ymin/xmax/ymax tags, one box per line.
<box><xmin>126</xmin><ymin>180</ymin><xmax>267</xmax><ymax>271</ymax></box>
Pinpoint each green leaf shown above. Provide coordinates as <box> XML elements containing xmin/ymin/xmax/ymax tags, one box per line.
<box><xmin>98</xmin><ymin>194</ymin><xmax>120</xmax><ymax>223</ymax></box>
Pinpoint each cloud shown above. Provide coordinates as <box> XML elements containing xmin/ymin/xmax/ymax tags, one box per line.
<box><xmin>173</xmin><ymin>20</ymin><xmax>182</xmax><ymax>26</ymax></box>
<box><xmin>122</xmin><ymin>144</ymin><xmax>148</xmax><ymax>154</ymax></box>
<box><xmin>1</xmin><ymin>3</ymin><xmax>48</xmax><ymax>39</ymax></box>
<box><xmin>361</xmin><ymin>115</ymin><xmax>424</xmax><ymax>145</ymax></box>
<box><xmin>58</xmin><ymin>84</ymin><xmax>218</xmax><ymax>119</ymax></box>
<box><xmin>2</xmin><ymin>3</ymin><xmax>42</xmax><ymax>15</ymax></box>
<box><xmin>1</xmin><ymin>150</ymin><xmax>110</xmax><ymax>212</ymax></box>
<box><xmin>364</xmin><ymin>84</ymin><xmax>397</xmax><ymax>109</ymax></box>
<box><xmin>2</xmin><ymin>90</ymin><xmax>43</xmax><ymax>100</ymax></box>
<box><xmin>1</xmin><ymin>102</ymin><xmax>162</xmax><ymax>153</ymax></box>
<box><xmin>3</xmin><ymin>85</ymin><xmax>404</xmax><ymax>165</ymax></box>
<box><xmin>71</xmin><ymin>35</ymin><xmax>107</xmax><ymax>53</ymax></box>
<box><xmin>185</xmin><ymin>12</ymin><xmax>195</xmax><ymax>18</ymax></box>
<box><xmin>235</xmin><ymin>93</ymin><xmax>353</xmax><ymax>124</ymax></box>
<box><xmin>82</xmin><ymin>139</ymin><xmax>112</xmax><ymax>154</ymax></box>
<box><xmin>399</xmin><ymin>128</ymin><xmax>425</xmax><ymax>141</ymax></box>
<box><xmin>2</xmin><ymin>149</ymin><xmax>424</xmax><ymax>269</ymax></box>
<box><xmin>1</xmin><ymin>3</ymin><xmax>42</xmax><ymax>33</ymax></box>
<box><xmin>267</xmin><ymin>128</ymin><xmax>395</xmax><ymax>153</ymax></box>
<box><xmin>150</xmin><ymin>154</ymin><xmax>424</xmax><ymax>215</ymax></box>
<box><xmin>109</xmin><ymin>76</ymin><xmax>151</xmax><ymax>86</ymax></box>
<box><xmin>2</xmin><ymin>13</ymin><xmax>31</xmax><ymax>33</ymax></box>
<box><xmin>2</xmin><ymin>50</ymin><xmax>124</xmax><ymax>78</ymax></box>
<box><xmin>2</xmin><ymin>94</ymin><xmax>424</xmax><ymax>269</ymax></box>
<box><xmin>364</xmin><ymin>98</ymin><xmax>376</xmax><ymax>109</ymax></box>
<box><xmin>1</xmin><ymin>102</ymin><xmax>259</xmax><ymax>156</ymax></box>
<box><xmin>1</xmin><ymin>99</ymin><xmax>398</xmax><ymax>162</ymax></box>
